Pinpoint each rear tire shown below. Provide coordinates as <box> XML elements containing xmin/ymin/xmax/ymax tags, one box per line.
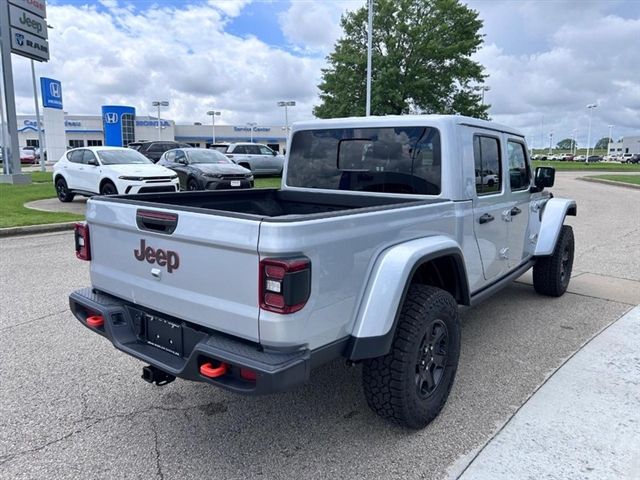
<box><xmin>362</xmin><ymin>285</ymin><xmax>460</xmax><ymax>429</ymax></box>
<box><xmin>100</xmin><ymin>181</ymin><xmax>118</xmax><ymax>196</ymax></box>
<box><xmin>55</xmin><ymin>177</ymin><xmax>75</xmax><ymax>203</ymax></box>
<box><xmin>533</xmin><ymin>225</ymin><xmax>574</xmax><ymax>297</ymax></box>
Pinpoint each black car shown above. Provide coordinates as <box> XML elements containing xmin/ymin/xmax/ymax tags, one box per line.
<box><xmin>137</xmin><ymin>141</ymin><xmax>192</xmax><ymax>162</ymax></box>
<box><xmin>586</xmin><ymin>155</ymin><xmax>602</xmax><ymax>163</ymax></box>
<box><xmin>158</xmin><ymin>148</ymin><xmax>254</xmax><ymax>190</ymax></box>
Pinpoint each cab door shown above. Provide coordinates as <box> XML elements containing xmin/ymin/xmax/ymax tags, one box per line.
<box><xmin>471</xmin><ymin>133</ymin><xmax>511</xmax><ymax>281</ymax></box>
<box><xmin>505</xmin><ymin>139</ymin><xmax>533</xmax><ymax>268</ymax></box>
<box><xmin>79</xmin><ymin>150</ymin><xmax>101</xmax><ymax>193</ymax></box>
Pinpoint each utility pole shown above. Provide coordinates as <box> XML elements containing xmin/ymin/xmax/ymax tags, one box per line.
<box><xmin>207</xmin><ymin>110</ymin><xmax>220</xmax><ymax>145</ymax></box>
<box><xmin>152</xmin><ymin>100</ymin><xmax>169</xmax><ymax>141</ymax></box>
<box><xmin>585</xmin><ymin>103</ymin><xmax>597</xmax><ymax>160</ymax></box>
<box><xmin>365</xmin><ymin>0</ymin><xmax>373</xmax><ymax>116</ymax></box>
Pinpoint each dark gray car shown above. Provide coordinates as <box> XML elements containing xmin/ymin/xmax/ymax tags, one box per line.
<box><xmin>158</xmin><ymin>148</ymin><xmax>253</xmax><ymax>190</ymax></box>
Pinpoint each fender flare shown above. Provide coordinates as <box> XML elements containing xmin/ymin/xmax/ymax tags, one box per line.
<box><xmin>534</xmin><ymin>198</ymin><xmax>577</xmax><ymax>256</ymax></box>
<box><xmin>346</xmin><ymin>235</ymin><xmax>469</xmax><ymax>361</ymax></box>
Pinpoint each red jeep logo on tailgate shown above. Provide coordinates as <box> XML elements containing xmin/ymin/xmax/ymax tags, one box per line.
<box><xmin>134</xmin><ymin>239</ymin><xmax>180</xmax><ymax>273</ymax></box>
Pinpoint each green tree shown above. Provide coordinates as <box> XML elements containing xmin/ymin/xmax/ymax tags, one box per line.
<box><xmin>595</xmin><ymin>137</ymin><xmax>612</xmax><ymax>149</ymax></box>
<box><xmin>314</xmin><ymin>0</ymin><xmax>489</xmax><ymax>119</ymax></box>
<box><xmin>556</xmin><ymin>138</ymin><xmax>576</xmax><ymax>150</ymax></box>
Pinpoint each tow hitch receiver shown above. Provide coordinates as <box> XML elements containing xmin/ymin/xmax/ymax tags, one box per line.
<box><xmin>142</xmin><ymin>365</ymin><xmax>176</xmax><ymax>386</ymax></box>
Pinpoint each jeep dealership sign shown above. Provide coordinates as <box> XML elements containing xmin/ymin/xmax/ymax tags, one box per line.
<box><xmin>7</xmin><ymin>0</ymin><xmax>49</xmax><ymax>62</ymax></box>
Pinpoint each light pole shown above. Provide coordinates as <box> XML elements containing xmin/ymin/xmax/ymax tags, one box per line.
<box><xmin>152</xmin><ymin>100</ymin><xmax>169</xmax><ymax>141</ymax></box>
<box><xmin>585</xmin><ymin>103</ymin><xmax>597</xmax><ymax>160</ymax></box>
<box><xmin>607</xmin><ymin>124</ymin><xmax>614</xmax><ymax>154</ymax></box>
<box><xmin>207</xmin><ymin>110</ymin><xmax>221</xmax><ymax>145</ymax></box>
<box><xmin>246</xmin><ymin>122</ymin><xmax>257</xmax><ymax>143</ymax></box>
<box><xmin>30</xmin><ymin>59</ymin><xmax>46</xmax><ymax>172</ymax></box>
<box><xmin>548</xmin><ymin>132</ymin><xmax>553</xmax><ymax>155</ymax></box>
<box><xmin>277</xmin><ymin>101</ymin><xmax>295</xmax><ymax>138</ymax></box>
<box><xmin>572</xmin><ymin>128</ymin><xmax>578</xmax><ymax>155</ymax></box>
<box><xmin>365</xmin><ymin>0</ymin><xmax>374</xmax><ymax>116</ymax></box>
<box><xmin>476</xmin><ymin>85</ymin><xmax>490</xmax><ymax>106</ymax></box>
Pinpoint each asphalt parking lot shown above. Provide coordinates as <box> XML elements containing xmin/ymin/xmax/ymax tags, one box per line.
<box><xmin>1</xmin><ymin>172</ymin><xmax>638</xmax><ymax>479</ymax></box>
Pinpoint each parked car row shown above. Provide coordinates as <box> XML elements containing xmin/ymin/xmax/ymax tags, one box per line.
<box><xmin>532</xmin><ymin>152</ymin><xmax>639</xmax><ymax>164</ymax></box>
<box><xmin>128</xmin><ymin>141</ymin><xmax>284</xmax><ymax>175</ymax></box>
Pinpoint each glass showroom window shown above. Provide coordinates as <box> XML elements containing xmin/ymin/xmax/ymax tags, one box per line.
<box><xmin>87</xmin><ymin>140</ymin><xmax>103</xmax><ymax>147</ymax></box>
<box><xmin>121</xmin><ymin>113</ymin><xmax>136</xmax><ymax>146</ymax></box>
<box><xmin>26</xmin><ymin>139</ymin><xmax>40</xmax><ymax>147</ymax></box>
<box><xmin>68</xmin><ymin>140</ymin><xmax>85</xmax><ymax>148</ymax></box>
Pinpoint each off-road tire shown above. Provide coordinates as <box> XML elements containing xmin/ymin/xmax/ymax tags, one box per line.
<box><xmin>100</xmin><ymin>181</ymin><xmax>118</xmax><ymax>196</ymax></box>
<box><xmin>533</xmin><ymin>225</ymin><xmax>574</xmax><ymax>297</ymax></box>
<box><xmin>55</xmin><ymin>177</ymin><xmax>75</xmax><ymax>203</ymax></box>
<box><xmin>362</xmin><ymin>285</ymin><xmax>461</xmax><ymax>429</ymax></box>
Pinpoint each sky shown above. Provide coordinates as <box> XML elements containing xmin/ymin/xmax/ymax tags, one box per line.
<box><xmin>8</xmin><ymin>0</ymin><xmax>640</xmax><ymax>148</ymax></box>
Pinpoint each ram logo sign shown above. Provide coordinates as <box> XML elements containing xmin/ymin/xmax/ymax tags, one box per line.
<box><xmin>104</xmin><ymin>112</ymin><xmax>119</xmax><ymax>124</ymax></box>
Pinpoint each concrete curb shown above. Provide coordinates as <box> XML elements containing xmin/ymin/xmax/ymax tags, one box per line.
<box><xmin>578</xmin><ymin>176</ymin><xmax>640</xmax><ymax>189</ymax></box>
<box><xmin>0</xmin><ymin>221</ymin><xmax>77</xmax><ymax>238</ymax></box>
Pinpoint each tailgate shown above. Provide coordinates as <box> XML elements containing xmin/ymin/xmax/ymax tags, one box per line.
<box><xmin>86</xmin><ymin>199</ymin><xmax>261</xmax><ymax>342</ymax></box>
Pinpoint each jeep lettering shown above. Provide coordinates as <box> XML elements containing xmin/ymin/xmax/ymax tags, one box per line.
<box><xmin>133</xmin><ymin>239</ymin><xmax>179</xmax><ymax>273</ymax></box>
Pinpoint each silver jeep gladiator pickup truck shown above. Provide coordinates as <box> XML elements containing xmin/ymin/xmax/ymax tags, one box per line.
<box><xmin>70</xmin><ymin>115</ymin><xmax>576</xmax><ymax>428</ymax></box>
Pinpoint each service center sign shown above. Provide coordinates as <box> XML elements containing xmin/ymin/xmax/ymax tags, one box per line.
<box><xmin>40</xmin><ymin>77</ymin><xmax>63</xmax><ymax>109</ymax></box>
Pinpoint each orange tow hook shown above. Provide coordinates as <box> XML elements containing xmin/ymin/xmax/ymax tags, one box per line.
<box><xmin>200</xmin><ymin>362</ymin><xmax>228</xmax><ymax>378</ymax></box>
<box><xmin>86</xmin><ymin>315</ymin><xmax>104</xmax><ymax>328</ymax></box>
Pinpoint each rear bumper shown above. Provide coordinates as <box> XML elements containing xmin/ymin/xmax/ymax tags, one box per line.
<box><xmin>69</xmin><ymin>287</ymin><xmax>342</xmax><ymax>395</ymax></box>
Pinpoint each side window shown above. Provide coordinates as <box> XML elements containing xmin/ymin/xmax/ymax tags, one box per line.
<box><xmin>258</xmin><ymin>145</ymin><xmax>273</xmax><ymax>155</ymax></box>
<box><xmin>233</xmin><ymin>145</ymin><xmax>247</xmax><ymax>154</ymax></box>
<box><xmin>174</xmin><ymin>150</ymin><xmax>186</xmax><ymax>162</ymax></box>
<box><xmin>165</xmin><ymin>151</ymin><xmax>176</xmax><ymax>163</ymax></box>
<box><xmin>507</xmin><ymin>141</ymin><xmax>530</xmax><ymax>191</ymax></box>
<box><xmin>148</xmin><ymin>143</ymin><xmax>164</xmax><ymax>153</ymax></box>
<box><xmin>82</xmin><ymin>150</ymin><xmax>97</xmax><ymax>165</ymax></box>
<box><xmin>247</xmin><ymin>145</ymin><xmax>261</xmax><ymax>155</ymax></box>
<box><xmin>473</xmin><ymin>136</ymin><xmax>502</xmax><ymax>195</ymax></box>
<box><xmin>68</xmin><ymin>150</ymin><xmax>84</xmax><ymax>164</ymax></box>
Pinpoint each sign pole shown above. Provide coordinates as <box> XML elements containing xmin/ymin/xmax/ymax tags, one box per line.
<box><xmin>31</xmin><ymin>59</ymin><xmax>45</xmax><ymax>171</ymax></box>
<box><xmin>0</xmin><ymin>0</ymin><xmax>29</xmax><ymax>183</ymax></box>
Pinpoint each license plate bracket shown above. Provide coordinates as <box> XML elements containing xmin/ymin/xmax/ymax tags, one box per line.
<box><xmin>145</xmin><ymin>315</ymin><xmax>183</xmax><ymax>356</ymax></box>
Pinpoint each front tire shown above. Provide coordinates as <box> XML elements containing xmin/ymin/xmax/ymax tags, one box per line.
<box><xmin>533</xmin><ymin>225</ymin><xmax>574</xmax><ymax>297</ymax></box>
<box><xmin>100</xmin><ymin>181</ymin><xmax>118</xmax><ymax>196</ymax></box>
<box><xmin>55</xmin><ymin>177</ymin><xmax>75</xmax><ymax>203</ymax></box>
<box><xmin>362</xmin><ymin>285</ymin><xmax>461</xmax><ymax>429</ymax></box>
<box><xmin>187</xmin><ymin>178</ymin><xmax>200</xmax><ymax>191</ymax></box>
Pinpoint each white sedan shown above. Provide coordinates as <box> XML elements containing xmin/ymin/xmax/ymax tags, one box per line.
<box><xmin>53</xmin><ymin>146</ymin><xmax>179</xmax><ymax>202</ymax></box>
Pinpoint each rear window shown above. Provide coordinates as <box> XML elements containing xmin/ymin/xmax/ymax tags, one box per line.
<box><xmin>287</xmin><ymin>127</ymin><xmax>441</xmax><ymax>195</ymax></box>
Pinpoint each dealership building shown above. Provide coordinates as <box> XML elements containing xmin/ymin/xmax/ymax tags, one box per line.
<box><xmin>17</xmin><ymin>105</ymin><xmax>289</xmax><ymax>156</ymax></box>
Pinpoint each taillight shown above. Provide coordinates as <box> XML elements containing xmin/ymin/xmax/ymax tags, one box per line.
<box><xmin>74</xmin><ymin>223</ymin><xmax>91</xmax><ymax>260</ymax></box>
<box><xmin>260</xmin><ymin>257</ymin><xmax>311</xmax><ymax>314</ymax></box>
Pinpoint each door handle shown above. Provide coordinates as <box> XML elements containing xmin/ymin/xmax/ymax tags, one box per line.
<box><xmin>510</xmin><ymin>207</ymin><xmax>522</xmax><ymax>216</ymax></box>
<box><xmin>479</xmin><ymin>213</ymin><xmax>494</xmax><ymax>224</ymax></box>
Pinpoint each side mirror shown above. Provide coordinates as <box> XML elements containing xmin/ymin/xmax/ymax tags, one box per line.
<box><xmin>533</xmin><ymin>166</ymin><xmax>555</xmax><ymax>191</ymax></box>
<box><xmin>88</xmin><ymin>158</ymin><xmax>99</xmax><ymax>166</ymax></box>
<box><xmin>272</xmin><ymin>150</ymin><xmax>277</xmax><ymax>156</ymax></box>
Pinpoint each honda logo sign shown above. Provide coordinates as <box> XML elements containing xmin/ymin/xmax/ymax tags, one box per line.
<box><xmin>104</xmin><ymin>112</ymin><xmax>119</xmax><ymax>124</ymax></box>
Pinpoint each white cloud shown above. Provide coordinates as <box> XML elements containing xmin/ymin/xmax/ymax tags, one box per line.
<box><xmin>474</xmin><ymin>11</ymin><xmax>640</xmax><ymax>146</ymax></box>
<box><xmin>9</xmin><ymin>0</ymin><xmax>639</xmax><ymax>147</ymax></box>
<box><xmin>12</xmin><ymin>1</ymin><xmax>324</xmax><ymax>127</ymax></box>
<box><xmin>278</xmin><ymin>1</ymin><xmax>351</xmax><ymax>52</ymax></box>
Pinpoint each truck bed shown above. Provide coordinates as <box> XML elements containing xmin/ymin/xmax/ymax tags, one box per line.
<box><xmin>99</xmin><ymin>189</ymin><xmax>445</xmax><ymax>221</ymax></box>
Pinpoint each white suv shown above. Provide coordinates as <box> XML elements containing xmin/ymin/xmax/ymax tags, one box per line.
<box><xmin>222</xmin><ymin>143</ymin><xmax>284</xmax><ymax>175</ymax></box>
<box><xmin>53</xmin><ymin>147</ymin><xmax>179</xmax><ymax>202</ymax></box>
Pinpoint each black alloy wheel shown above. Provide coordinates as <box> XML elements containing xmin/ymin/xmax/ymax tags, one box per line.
<box><xmin>100</xmin><ymin>182</ymin><xmax>118</xmax><ymax>196</ymax></box>
<box><xmin>416</xmin><ymin>320</ymin><xmax>449</xmax><ymax>398</ymax></box>
<box><xmin>55</xmin><ymin>177</ymin><xmax>75</xmax><ymax>202</ymax></box>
